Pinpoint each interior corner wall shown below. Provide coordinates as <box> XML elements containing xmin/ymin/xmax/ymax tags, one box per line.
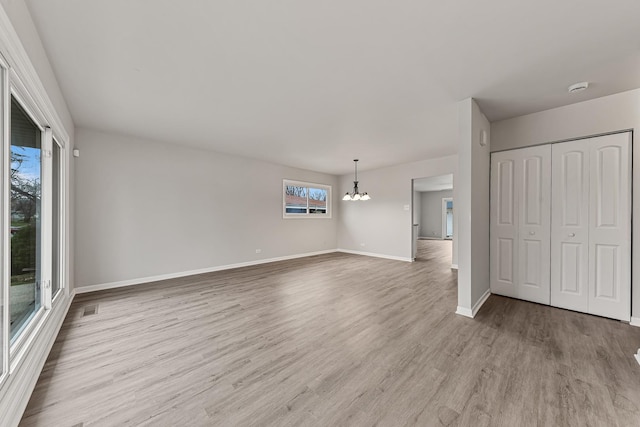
<box><xmin>491</xmin><ymin>88</ymin><xmax>640</xmax><ymax>320</ymax></box>
<box><xmin>419</xmin><ymin>189</ymin><xmax>453</xmax><ymax>238</ymax></box>
<box><xmin>337</xmin><ymin>155</ymin><xmax>458</xmax><ymax>262</ymax></box>
<box><xmin>457</xmin><ymin>98</ymin><xmax>491</xmax><ymax>315</ymax></box>
<box><xmin>74</xmin><ymin>128</ymin><xmax>338</xmax><ymax>289</ymax></box>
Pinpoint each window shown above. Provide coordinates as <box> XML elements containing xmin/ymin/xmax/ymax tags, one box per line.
<box><xmin>9</xmin><ymin>96</ymin><xmax>43</xmax><ymax>343</ymax></box>
<box><xmin>283</xmin><ymin>180</ymin><xmax>331</xmax><ymax>218</ymax></box>
<box><xmin>3</xmin><ymin>87</ymin><xmax>66</xmax><ymax>361</ymax></box>
<box><xmin>0</xmin><ymin>12</ymin><xmax>70</xmax><ymax>412</ymax></box>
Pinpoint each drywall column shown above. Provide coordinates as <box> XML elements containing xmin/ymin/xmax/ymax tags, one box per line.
<box><xmin>456</xmin><ymin>98</ymin><xmax>491</xmax><ymax>317</ymax></box>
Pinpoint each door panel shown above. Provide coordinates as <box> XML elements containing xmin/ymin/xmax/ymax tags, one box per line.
<box><xmin>551</xmin><ymin>142</ymin><xmax>589</xmax><ymax>312</ymax></box>
<box><xmin>516</xmin><ymin>146</ymin><xmax>551</xmax><ymax>304</ymax></box>
<box><xmin>491</xmin><ymin>153</ymin><xmax>518</xmax><ymax>297</ymax></box>
<box><xmin>498</xmin><ymin>160</ymin><xmax>515</xmax><ymax>226</ymax></box>
<box><xmin>559</xmin><ymin>242</ymin><xmax>583</xmax><ymax>294</ymax></box>
<box><xmin>497</xmin><ymin>238</ymin><xmax>514</xmax><ymax>283</ymax></box>
<box><xmin>588</xmin><ymin>133</ymin><xmax>631</xmax><ymax>321</ymax></box>
<box><xmin>491</xmin><ymin>146</ymin><xmax>550</xmax><ymax>304</ymax></box>
<box><xmin>522</xmin><ymin>239</ymin><xmax>541</xmax><ymax>287</ymax></box>
<box><xmin>561</xmin><ymin>151</ymin><xmax>585</xmax><ymax>226</ymax></box>
<box><xmin>594</xmin><ymin>244</ymin><xmax>618</xmax><ymax>299</ymax></box>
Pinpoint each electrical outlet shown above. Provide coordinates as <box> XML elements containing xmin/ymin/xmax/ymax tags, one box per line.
<box><xmin>255</xmin><ymin>249</ymin><xmax>262</xmax><ymax>254</ymax></box>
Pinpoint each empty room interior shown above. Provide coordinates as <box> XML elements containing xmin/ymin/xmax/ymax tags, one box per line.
<box><xmin>1</xmin><ymin>1</ymin><xmax>640</xmax><ymax>426</ymax></box>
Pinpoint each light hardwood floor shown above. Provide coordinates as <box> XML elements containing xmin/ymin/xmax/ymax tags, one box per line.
<box><xmin>20</xmin><ymin>240</ymin><xmax>640</xmax><ymax>426</ymax></box>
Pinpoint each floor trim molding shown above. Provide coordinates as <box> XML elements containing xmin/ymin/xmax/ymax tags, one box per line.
<box><xmin>472</xmin><ymin>289</ymin><xmax>491</xmax><ymax>316</ymax></box>
<box><xmin>75</xmin><ymin>250</ymin><xmax>339</xmax><ymax>294</ymax></box>
<box><xmin>455</xmin><ymin>306</ymin><xmax>473</xmax><ymax>318</ymax></box>
<box><xmin>450</xmin><ymin>263</ymin><xmax>459</xmax><ymax>270</ymax></box>
<box><xmin>336</xmin><ymin>249</ymin><xmax>412</xmax><ymax>263</ymax></box>
<box><xmin>635</xmin><ymin>349</ymin><xmax>640</xmax><ymax>366</ymax></box>
<box><xmin>630</xmin><ymin>317</ymin><xmax>640</xmax><ymax>328</ymax></box>
<box><xmin>456</xmin><ymin>289</ymin><xmax>491</xmax><ymax>319</ymax></box>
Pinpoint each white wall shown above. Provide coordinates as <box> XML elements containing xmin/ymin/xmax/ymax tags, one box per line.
<box><xmin>338</xmin><ymin>155</ymin><xmax>458</xmax><ymax>263</ymax></box>
<box><xmin>456</xmin><ymin>98</ymin><xmax>491</xmax><ymax>316</ymax></box>
<box><xmin>74</xmin><ymin>128</ymin><xmax>338</xmax><ymax>289</ymax></box>
<box><xmin>491</xmin><ymin>88</ymin><xmax>640</xmax><ymax>321</ymax></box>
<box><xmin>419</xmin><ymin>189</ymin><xmax>453</xmax><ymax>238</ymax></box>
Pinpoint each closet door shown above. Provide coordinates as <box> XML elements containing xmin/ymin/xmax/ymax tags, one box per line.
<box><xmin>490</xmin><ymin>146</ymin><xmax>550</xmax><ymax>303</ymax></box>
<box><xmin>550</xmin><ymin>140</ymin><xmax>590</xmax><ymax>312</ymax></box>
<box><xmin>516</xmin><ymin>145</ymin><xmax>551</xmax><ymax>304</ymax></box>
<box><xmin>588</xmin><ymin>133</ymin><xmax>631</xmax><ymax>321</ymax></box>
<box><xmin>490</xmin><ymin>152</ymin><xmax>518</xmax><ymax>298</ymax></box>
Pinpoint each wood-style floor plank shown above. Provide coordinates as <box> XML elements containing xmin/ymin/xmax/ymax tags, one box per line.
<box><xmin>19</xmin><ymin>240</ymin><xmax>640</xmax><ymax>426</ymax></box>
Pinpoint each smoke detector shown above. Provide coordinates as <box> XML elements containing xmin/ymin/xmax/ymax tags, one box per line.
<box><xmin>568</xmin><ymin>82</ymin><xmax>589</xmax><ymax>93</ymax></box>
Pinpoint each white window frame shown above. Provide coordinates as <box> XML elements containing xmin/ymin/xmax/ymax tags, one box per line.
<box><xmin>1</xmin><ymin>55</ymin><xmax>69</xmax><ymax>385</ymax></box>
<box><xmin>0</xmin><ymin>7</ymin><xmax>71</xmax><ymax>423</ymax></box>
<box><xmin>7</xmin><ymin>83</ymin><xmax>50</xmax><ymax>363</ymax></box>
<box><xmin>283</xmin><ymin>179</ymin><xmax>332</xmax><ymax>219</ymax></box>
<box><xmin>0</xmin><ymin>50</ymin><xmax>8</xmax><ymax>388</ymax></box>
<box><xmin>51</xmin><ymin>137</ymin><xmax>65</xmax><ymax>303</ymax></box>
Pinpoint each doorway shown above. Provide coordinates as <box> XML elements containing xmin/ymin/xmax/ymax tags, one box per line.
<box><xmin>442</xmin><ymin>198</ymin><xmax>453</xmax><ymax>239</ymax></box>
<box><xmin>412</xmin><ymin>174</ymin><xmax>454</xmax><ymax>264</ymax></box>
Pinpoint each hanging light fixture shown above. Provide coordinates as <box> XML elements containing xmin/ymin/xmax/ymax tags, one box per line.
<box><xmin>343</xmin><ymin>159</ymin><xmax>371</xmax><ymax>201</ymax></box>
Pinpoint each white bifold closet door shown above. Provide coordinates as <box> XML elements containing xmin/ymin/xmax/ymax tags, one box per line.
<box><xmin>550</xmin><ymin>133</ymin><xmax>631</xmax><ymax>321</ymax></box>
<box><xmin>490</xmin><ymin>145</ymin><xmax>551</xmax><ymax>305</ymax></box>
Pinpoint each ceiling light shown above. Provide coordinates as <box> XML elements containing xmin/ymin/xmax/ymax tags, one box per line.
<box><xmin>343</xmin><ymin>159</ymin><xmax>371</xmax><ymax>201</ymax></box>
<box><xmin>568</xmin><ymin>82</ymin><xmax>589</xmax><ymax>93</ymax></box>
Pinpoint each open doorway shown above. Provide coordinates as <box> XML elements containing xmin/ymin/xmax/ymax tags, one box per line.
<box><xmin>442</xmin><ymin>198</ymin><xmax>453</xmax><ymax>239</ymax></box>
<box><xmin>412</xmin><ymin>174</ymin><xmax>454</xmax><ymax>264</ymax></box>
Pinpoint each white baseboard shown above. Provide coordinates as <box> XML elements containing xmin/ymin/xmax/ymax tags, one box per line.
<box><xmin>455</xmin><ymin>306</ymin><xmax>474</xmax><ymax>318</ymax></box>
<box><xmin>336</xmin><ymin>249</ymin><xmax>413</xmax><ymax>263</ymax></box>
<box><xmin>451</xmin><ymin>263</ymin><xmax>458</xmax><ymax>270</ymax></box>
<box><xmin>75</xmin><ymin>250</ymin><xmax>339</xmax><ymax>294</ymax></box>
<box><xmin>456</xmin><ymin>289</ymin><xmax>491</xmax><ymax>319</ymax></box>
<box><xmin>630</xmin><ymin>317</ymin><xmax>640</xmax><ymax>328</ymax></box>
<box><xmin>635</xmin><ymin>349</ymin><xmax>640</xmax><ymax>366</ymax></box>
<box><xmin>472</xmin><ymin>289</ymin><xmax>491</xmax><ymax>316</ymax></box>
<box><xmin>0</xmin><ymin>290</ymin><xmax>75</xmax><ymax>427</ymax></box>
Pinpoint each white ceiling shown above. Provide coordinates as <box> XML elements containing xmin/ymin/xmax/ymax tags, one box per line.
<box><xmin>414</xmin><ymin>174</ymin><xmax>453</xmax><ymax>192</ymax></box>
<box><xmin>24</xmin><ymin>0</ymin><xmax>640</xmax><ymax>175</ymax></box>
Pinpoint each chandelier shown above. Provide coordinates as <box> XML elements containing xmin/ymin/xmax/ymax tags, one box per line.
<box><xmin>342</xmin><ymin>159</ymin><xmax>371</xmax><ymax>201</ymax></box>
